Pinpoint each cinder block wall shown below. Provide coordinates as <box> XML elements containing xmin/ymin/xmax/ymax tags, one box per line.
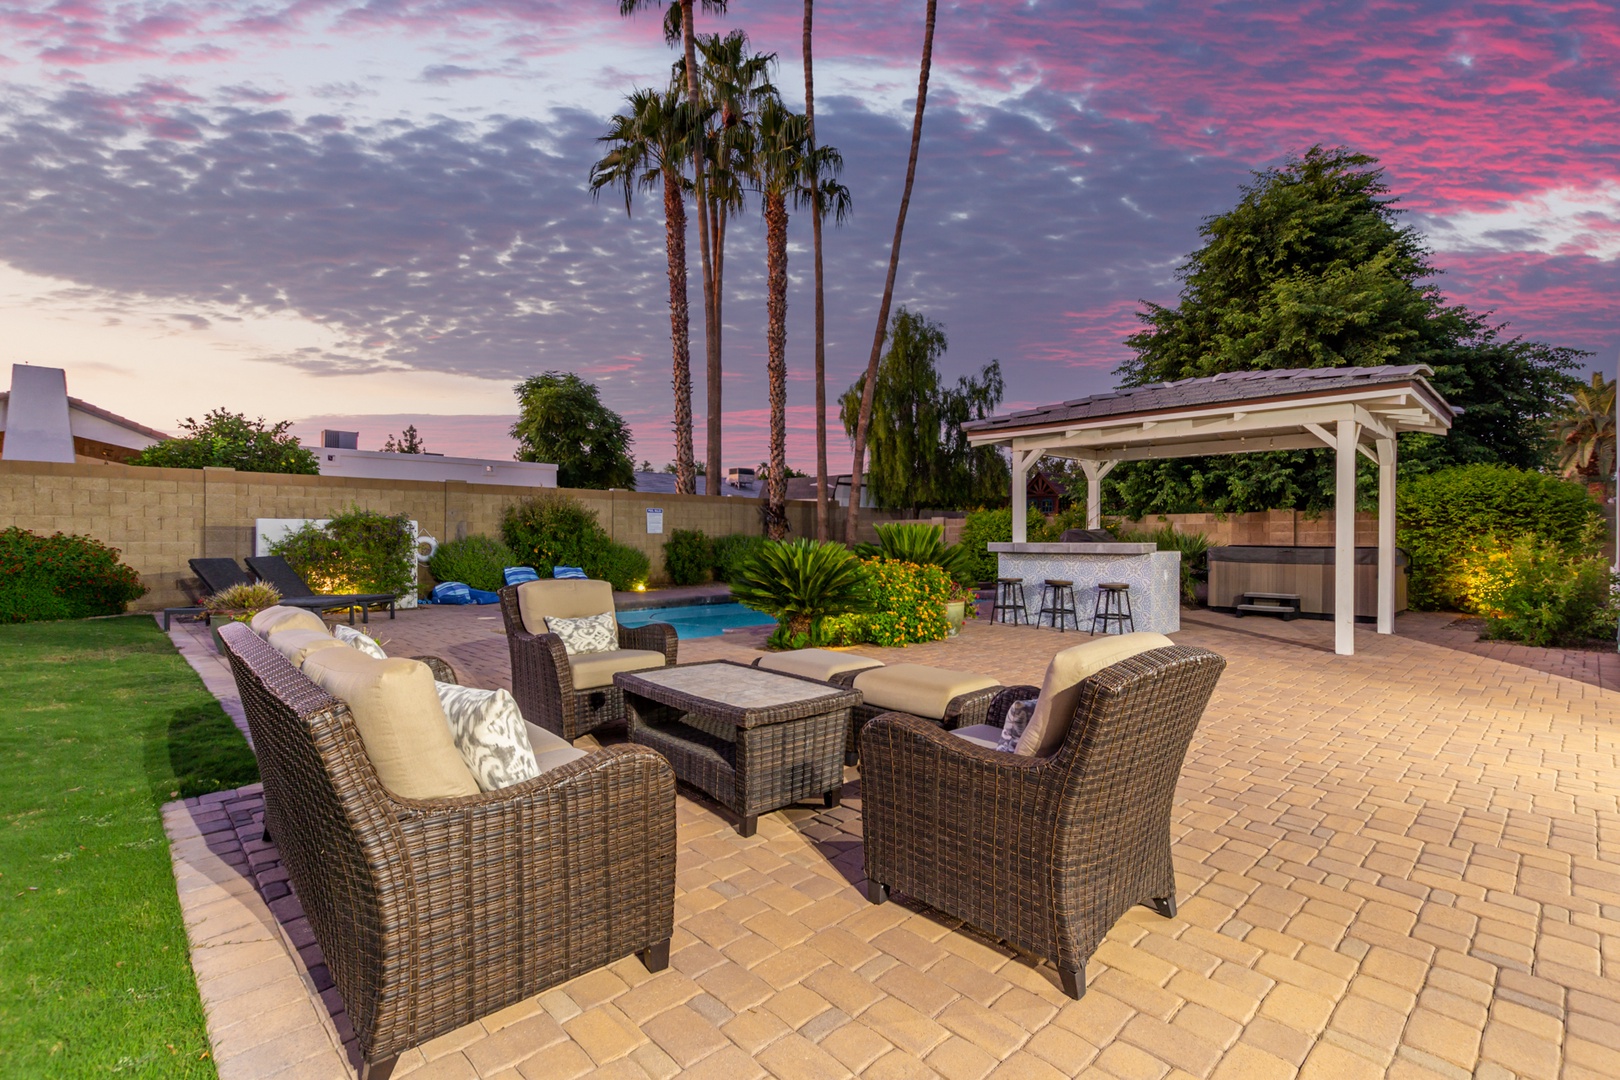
<box><xmin>0</xmin><ymin>461</ymin><xmax>907</xmax><ymax>610</ymax></box>
<box><xmin>1121</xmin><ymin>509</ymin><xmax>1382</xmax><ymax>547</ymax></box>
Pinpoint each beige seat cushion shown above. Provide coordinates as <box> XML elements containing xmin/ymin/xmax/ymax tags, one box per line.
<box><xmin>301</xmin><ymin>647</ymin><xmax>480</xmax><ymax>800</ymax></box>
<box><xmin>267</xmin><ymin>628</ymin><xmax>347</xmax><ymax>668</ymax></box>
<box><xmin>517</xmin><ymin>579</ymin><xmax>617</xmax><ymax>636</ymax></box>
<box><xmin>1015</xmin><ymin>632</ymin><xmax>1174</xmax><ymax>757</ymax></box>
<box><xmin>757</xmin><ymin>649</ymin><xmax>883</xmax><ymax>683</ymax></box>
<box><xmin>852</xmin><ymin>664</ymin><xmax>1000</xmax><ymax>720</ymax></box>
<box><xmin>251</xmin><ymin>605</ymin><xmax>327</xmax><ymax>639</ymax></box>
<box><xmin>524</xmin><ymin>721</ymin><xmax>590</xmax><ymax>773</ymax></box>
<box><xmin>569</xmin><ymin>649</ymin><xmax>666</xmax><ymax>690</ymax></box>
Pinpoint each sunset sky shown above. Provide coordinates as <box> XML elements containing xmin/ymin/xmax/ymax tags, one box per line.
<box><xmin>1</xmin><ymin>1</ymin><xmax>1616</xmax><ymax>467</ymax></box>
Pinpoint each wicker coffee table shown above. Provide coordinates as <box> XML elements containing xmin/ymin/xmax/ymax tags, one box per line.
<box><xmin>617</xmin><ymin>660</ymin><xmax>861</xmax><ymax>836</ymax></box>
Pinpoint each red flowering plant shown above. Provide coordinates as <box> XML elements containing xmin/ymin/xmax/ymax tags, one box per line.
<box><xmin>0</xmin><ymin>527</ymin><xmax>146</xmax><ymax>623</ymax></box>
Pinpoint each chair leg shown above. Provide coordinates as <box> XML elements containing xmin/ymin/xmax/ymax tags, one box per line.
<box><xmin>1058</xmin><ymin>965</ymin><xmax>1086</xmax><ymax>1000</ymax></box>
<box><xmin>866</xmin><ymin>880</ymin><xmax>889</xmax><ymax>905</ymax></box>
<box><xmin>844</xmin><ymin>750</ymin><xmax>859</xmax><ymax>767</ymax></box>
<box><xmin>824</xmin><ymin>790</ymin><xmax>841</xmax><ymax>809</ymax></box>
<box><xmin>261</xmin><ymin>828</ymin><xmax>272</xmax><ymax>844</ymax></box>
<box><xmin>359</xmin><ymin>1055</ymin><xmax>398</xmax><ymax>1080</ymax></box>
<box><xmin>1147</xmin><ymin>895</ymin><xmax>1177</xmax><ymax>919</ymax></box>
<box><xmin>737</xmin><ymin>815</ymin><xmax>758</xmax><ymax>838</ymax></box>
<box><xmin>638</xmin><ymin>938</ymin><xmax>671</xmax><ymax>973</ymax></box>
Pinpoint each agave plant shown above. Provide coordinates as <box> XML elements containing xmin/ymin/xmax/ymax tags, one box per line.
<box><xmin>730</xmin><ymin>538</ymin><xmax>869</xmax><ymax>641</ymax></box>
<box><xmin>203</xmin><ymin>581</ymin><xmax>282</xmax><ymax>616</ymax></box>
<box><xmin>855</xmin><ymin>522</ymin><xmax>976</xmax><ymax>585</ymax></box>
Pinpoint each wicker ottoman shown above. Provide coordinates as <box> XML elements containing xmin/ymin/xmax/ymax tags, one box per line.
<box><xmin>753</xmin><ymin>649</ymin><xmax>884</xmax><ymax>683</ymax></box>
<box><xmin>844</xmin><ymin>664</ymin><xmax>1001</xmax><ymax>766</ymax></box>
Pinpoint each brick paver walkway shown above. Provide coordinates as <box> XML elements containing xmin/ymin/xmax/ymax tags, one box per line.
<box><xmin>162</xmin><ymin>607</ymin><xmax>1620</xmax><ymax>1080</ymax></box>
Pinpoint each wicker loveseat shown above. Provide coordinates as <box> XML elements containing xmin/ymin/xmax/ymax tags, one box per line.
<box><xmin>218</xmin><ymin>621</ymin><xmax>676</xmax><ymax>1080</ymax></box>
<box><xmin>860</xmin><ymin>645</ymin><xmax>1225</xmax><ymax>1000</ymax></box>
<box><xmin>498</xmin><ymin>580</ymin><xmax>678</xmax><ymax>743</ymax></box>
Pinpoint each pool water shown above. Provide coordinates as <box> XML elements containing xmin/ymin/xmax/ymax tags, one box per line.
<box><xmin>617</xmin><ymin>601</ymin><xmax>776</xmax><ymax>639</ymax></box>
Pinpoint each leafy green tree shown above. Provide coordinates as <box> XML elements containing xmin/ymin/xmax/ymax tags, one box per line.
<box><xmin>130</xmin><ymin>409</ymin><xmax>318</xmax><ymax>474</ymax></box>
<box><xmin>840</xmin><ymin>309</ymin><xmax>1007</xmax><ymax>512</ymax></box>
<box><xmin>1111</xmin><ymin>146</ymin><xmax>1583</xmax><ymax>515</ymax></box>
<box><xmin>1552</xmin><ymin>371</ymin><xmax>1616</xmax><ymax>492</ymax></box>
<box><xmin>510</xmin><ymin>372</ymin><xmax>636</xmax><ymax>490</ymax></box>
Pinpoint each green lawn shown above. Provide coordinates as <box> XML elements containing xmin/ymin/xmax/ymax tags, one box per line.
<box><xmin>0</xmin><ymin>617</ymin><xmax>259</xmax><ymax>1077</ymax></box>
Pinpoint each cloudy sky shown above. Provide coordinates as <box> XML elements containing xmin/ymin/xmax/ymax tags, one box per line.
<box><xmin>2</xmin><ymin>1</ymin><xmax>1616</xmax><ymax>468</ymax></box>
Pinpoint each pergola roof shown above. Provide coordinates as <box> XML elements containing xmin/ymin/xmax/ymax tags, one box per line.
<box><xmin>964</xmin><ymin>364</ymin><xmax>1455</xmax><ymax>461</ymax></box>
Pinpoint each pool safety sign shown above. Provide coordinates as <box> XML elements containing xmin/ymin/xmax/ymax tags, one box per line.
<box><xmin>646</xmin><ymin>508</ymin><xmax>663</xmax><ymax>534</ymax></box>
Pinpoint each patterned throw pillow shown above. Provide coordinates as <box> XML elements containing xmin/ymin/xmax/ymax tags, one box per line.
<box><xmin>546</xmin><ymin>612</ymin><xmax>618</xmax><ymax>655</ymax></box>
<box><xmin>333</xmin><ymin>624</ymin><xmax>388</xmax><ymax>660</ymax></box>
<box><xmin>434</xmin><ymin>683</ymin><xmax>541</xmax><ymax>791</ymax></box>
<box><xmin>997</xmin><ymin>698</ymin><xmax>1037</xmax><ymax>753</ymax></box>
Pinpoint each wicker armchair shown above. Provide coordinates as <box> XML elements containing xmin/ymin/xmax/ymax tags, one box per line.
<box><xmin>218</xmin><ymin>622</ymin><xmax>676</xmax><ymax>1080</ymax></box>
<box><xmin>498</xmin><ymin>581</ymin><xmax>677</xmax><ymax>743</ymax></box>
<box><xmin>860</xmin><ymin>645</ymin><xmax>1225</xmax><ymax>1000</ymax></box>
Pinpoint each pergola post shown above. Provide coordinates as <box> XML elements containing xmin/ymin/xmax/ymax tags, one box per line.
<box><xmin>1376</xmin><ymin>438</ymin><xmax>1396</xmax><ymax>635</ymax></box>
<box><xmin>1334</xmin><ymin>419</ymin><xmax>1361</xmax><ymax>656</ymax></box>
<box><xmin>1010</xmin><ymin>449</ymin><xmax>1035</xmax><ymax>543</ymax></box>
<box><xmin>1079</xmin><ymin>459</ymin><xmax>1117</xmax><ymax>530</ymax></box>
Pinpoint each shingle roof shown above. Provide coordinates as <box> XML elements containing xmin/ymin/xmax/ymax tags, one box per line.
<box><xmin>963</xmin><ymin>365</ymin><xmax>1453</xmax><ymax>435</ymax></box>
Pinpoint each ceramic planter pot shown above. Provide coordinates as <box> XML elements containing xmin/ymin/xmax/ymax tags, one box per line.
<box><xmin>945</xmin><ymin>600</ymin><xmax>966</xmax><ymax>637</ymax></box>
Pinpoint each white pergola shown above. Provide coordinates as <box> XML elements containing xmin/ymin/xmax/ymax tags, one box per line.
<box><xmin>963</xmin><ymin>366</ymin><xmax>1457</xmax><ymax>655</ymax></box>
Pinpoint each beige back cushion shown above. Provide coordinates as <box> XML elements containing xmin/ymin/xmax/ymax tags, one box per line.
<box><xmin>516</xmin><ymin>579</ymin><xmax>616</xmax><ymax>636</ymax></box>
<box><xmin>251</xmin><ymin>605</ymin><xmax>327</xmax><ymax>639</ymax></box>
<box><xmin>1015</xmin><ymin>632</ymin><xmax>1174</xmax><ymax>757</ymax></box>
<box><xmin>301</xmin><ymin>648</ymin><xmax>480</xmax><ymax>800</ymax></box>
<box><xmin>268</xmin><ymin>628</ymin><xmax>347</xmax><ymax>668</ymax></box>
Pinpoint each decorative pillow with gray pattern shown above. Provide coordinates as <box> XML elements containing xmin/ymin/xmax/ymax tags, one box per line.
<box><xmin>333</xmin><ymin>623</ymin><xmax>388</xmax><ymax>660</ymax></box>
<box><xmin>546</xmin><ymin>612</ymin><xmax>618</xmax><ymax>655</ymax></box>
<box><xmin>998</xmin><ymin>698</ymin><xmax>1037</xmax><ymax>753</ymax></box>
<box><xmin>434</xmin><ymin>683</ymin><xmax>541</xmax><ymax>791</ymax></box>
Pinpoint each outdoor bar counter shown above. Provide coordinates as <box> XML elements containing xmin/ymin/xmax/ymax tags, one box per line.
<box><xmin>987</xmin><ymin>542</ymin><xmax>1181</xmax><ymax>634</ymax></box>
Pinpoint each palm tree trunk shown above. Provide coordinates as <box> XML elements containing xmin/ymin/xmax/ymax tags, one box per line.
<box><xmin>680</xmin><ymin>0</ymin><xmax>722</xmax><ymax>490</ymax></box>
<box><xmin>764</xmin><ymin>191</ymin><xmax>791</xmax><ymax>539</ymax></box>
<box><xmin>846</xmin><ymin>0</ymin><xmax>937</xmax><ymax>544</ymax></box>
<box><xmin>663</xmin><ymin>169</ymin><xmax>697</xmax><ymax>495</ymax></box>
<box><xmin>804</xmin><ymin>0</ymin><xmax>829</xmax><ymax>541</ymax></box>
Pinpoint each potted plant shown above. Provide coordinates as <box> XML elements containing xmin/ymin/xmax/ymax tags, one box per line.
<box><xmin>944</xmin><ymin>580</ymin><xmax>979</xmax><ymax>637</ymax></box>
<box><xmin>202</xmin><ymin>582</ymin><xmax>283</xmax><ymax>652</ymax></box>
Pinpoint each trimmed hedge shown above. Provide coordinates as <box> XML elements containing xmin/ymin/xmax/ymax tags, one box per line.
<box><xmin>500</xmin><ymin>493</ymin><xmax>651</xmax><ymax>592</ymax></box>
<box><xmin>0</xmin><ymin>528</ymin><xmax>146</xmax><ymax>622</ymax></box>
<box><xmin>428</xmin><ymin>535</ymin><xmax>518</xmax><ymax>592</ymax></box>
<box><xmin>663</xmin><ymin>530</ymin><xmax>713</xmax><ymax>586</ymax></box>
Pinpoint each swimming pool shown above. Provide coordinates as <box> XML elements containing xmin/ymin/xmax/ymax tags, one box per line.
<box><xmin>617</xmin><ymin>601</ymin><xmax>776</xmax><ymax>639</ymax></box>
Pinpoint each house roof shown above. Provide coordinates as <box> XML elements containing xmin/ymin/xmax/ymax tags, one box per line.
<box><xmin>963</xmin><ymin>365</ymin><xmax>1455</xmax><ymax>439</ymax></box>
<box><xmin>0</xmin><ymin>391</ymin><xmax>171</xmax><ymax>441</ymax></box>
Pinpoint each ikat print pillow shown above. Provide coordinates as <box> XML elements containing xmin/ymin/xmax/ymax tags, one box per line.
<box><xmin>997</xmin><ymin>698</ymin><xmax>1036</xmax><ymax>753</ymax></box>
<box><xmin>333</xmin><ymin>624</ymin><xmax>388</xmax><ymax>660</ymax></box>
<box><xmin>545</xmin><ymin>612</ymin><xmax>618</xmax><ymax>655</ymax></box>
<box><xmin>433</xmin><ymin>682</ymin><xmax>541</xmax><ymax>791</ymax></box>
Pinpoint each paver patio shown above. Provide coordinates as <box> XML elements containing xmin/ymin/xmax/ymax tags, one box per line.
<box><xmin>161</xmin><ymin>605</ymin><xmax>1620</xmax><ymax>1079</ymax></box>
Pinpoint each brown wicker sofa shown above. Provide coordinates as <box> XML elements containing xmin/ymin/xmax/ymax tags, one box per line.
<box><xmin>499</xmin><ymin>580</ymin><xmax>678</xmax><ymax>743</ymax></box>
<box><xmin>860</xmin><ymin>645</ymin><xmax>1225</xmax><ymax>1000</ymax></box>
<box><xmin>219</xmin><ymin>621</ymin><xmax>676</xmax><ymax>1080</ymax></box>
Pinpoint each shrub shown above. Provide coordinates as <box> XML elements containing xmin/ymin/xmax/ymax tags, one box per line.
<box><xmin>730</xmin><ymin>539</ymin><xmax>869</xmax><ymax>642</ymax></box>
<box><xmin>500</xmin><ymin>493</ymin><xmax>650</xmax><ymax>591</ymax></box>
<box><xmin>664</xmin><ymin>530</ymin><xmax>713</xmax><ymax>586</ymax></box>
<box><xmin>711</xmin><ymin>534</ymin><xmax>767</xmax><ymax>583</ymax></box>
<box><xmin>129</xmin><ymin>409</ymin><xmax>318</xmax><ymax>474</ymax></box>
<box><xmin>269</xmin><ymin>507</ymin><xmax>415</xmax><ymax>597</ymax></box>
<box><xmin>203</xmin><ymin>582</ymin><xmax>281</xmax><ymax>614</ymax></box>
<box><xmin>1471</xmin><ymin>538</ymin><xmax>1618</xmax><ymax>646</ymax></box>
<box><xmin>429</xmin><ymin>535</ymin><xmax>518</xmax><ymax>592</ymax></box>
<box><xmin>855</xmin><ymin>523</ymin><xmax>975</xmax><ymax>585</ymax></box>
<box><xmin>823</xmin><ymin>559</ymin><xmax>954</xmax><ymax>647</ymax></box>
<box><xmin>0</xmin><ymin>528</ymin><xmax>147</xmax><ymax>622</ymax></box>
<box><xmin>1399</xmin><ymin>465</ymin><xmax>1604</xmax><ymax>611</ymax></box>
<box><xmin>957</xmin><ymin>507</ymin><xmax>1052</xmax><ymax>583</ymax></box>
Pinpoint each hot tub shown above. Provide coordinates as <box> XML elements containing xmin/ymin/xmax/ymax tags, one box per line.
<box><xmin>1207</xmin><ymin>546</ymin><xmax>1407</xmax><ymax>622</ymax></box>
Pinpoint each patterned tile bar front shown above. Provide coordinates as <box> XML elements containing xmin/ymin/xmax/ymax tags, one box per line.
<box><xmin>989</xmin><ymin>543</ymin><xmax>1181</xmax><ymax>634</ymax></box>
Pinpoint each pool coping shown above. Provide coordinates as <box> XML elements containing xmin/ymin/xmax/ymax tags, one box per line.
<box><xmin>613</xmin><ymin>582</ymin><xmax>735</xmax><ymax>611</ymax></box>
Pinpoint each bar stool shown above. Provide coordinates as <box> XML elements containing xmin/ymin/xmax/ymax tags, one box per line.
<box><xmin>1038</xmin><ymin>579</ymin><xmax>1080</xmax><ymax>632</ymax></box>
<box><xmin>991</xmin><ymin>577</ymin><xmax>1029</xmax><ymax>625</ymax></box>
<box><xmin>1091</xmin><ymin>582</ymin><xmax>1135</xmax><ymax>635</ymax></box>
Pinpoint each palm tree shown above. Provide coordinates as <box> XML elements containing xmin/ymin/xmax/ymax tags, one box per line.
<box><xmin>846</xmin><ymin>0</ymin><xmax>938</xmax><ymax>544</ymax></box>
<box><xmin>589</xmin><ymin>87</ymin><xmax>703</xmax><ymax>495</ymax></box>
<box><xmin>803</xmin><ymin>0</ymin><xmax>830</xmax><ymax>539</ymax></box>
<box><xmin>618</xmin><ymin>0</ymin><xmax>727</xmax><ymax>484</ymax></box>
<box><xmin>1553</xmin><ymin>371</ymin><xmax>1616</xmax><ymax>499</ymax></box>
<box><xmin>753</xmin><ymin>96</ymin><xmax>851</xmax><ymax>539</ymax></box>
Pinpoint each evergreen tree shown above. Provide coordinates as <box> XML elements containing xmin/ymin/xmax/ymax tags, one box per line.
<box><xmin>1113</xmin><ymin>146</ymin><xmax>1583</xmax><ymax>515</ymax></box>
<box><xmin>382</xmin><ymin>425</ymin><xmax>426</xmax><ymax>453</ymax></box>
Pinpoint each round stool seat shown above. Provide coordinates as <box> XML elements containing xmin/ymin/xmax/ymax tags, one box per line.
<box><xmin>997</xmin><ymin>576</ymin><xmax>1023</xmax><ymax>583</ymax></box>
<box><xmin>1043</xmin><ymin>578</ymin><xmax>1073</xmax><ymax>587</ymax></box>
<box><xmin>1098</xmin><ymin>582</ymin><xmax>1130</xmax><ymax>591</ymax></box>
